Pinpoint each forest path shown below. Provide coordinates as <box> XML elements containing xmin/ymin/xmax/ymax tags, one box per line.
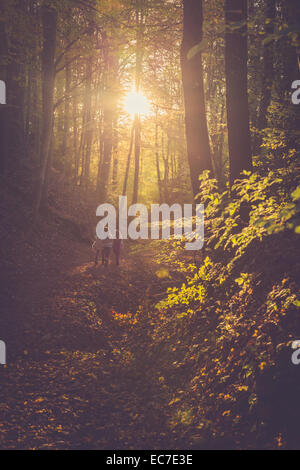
<box><xmin>0</xmin><ymin>237</ymin><xmax>178</xmax><ymax>450</ymax></box>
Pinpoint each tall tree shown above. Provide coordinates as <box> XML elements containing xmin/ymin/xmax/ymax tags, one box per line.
<box><xmin>155</xmin><ymin>110</ymin><xmax>163</xmax><ymax>203</ymax></box>
<box><xmin>181</xmin><ymin>0</ymin><xmax>213</xmax><ymax>197</ymax></box>
<box><xmin>6</xmin><ymin>0</ymin><xmax>26</xmax><ymax>168</ymax></box>
<box><xmin>62</xmin><ymin>57</ymin><xmax>71</xmax><ymax>175</ymax></box>
<box><xmin>0</xmin><ymin>1</ymin><xmax>8</xmax><ymax>176</ymax></box>
<box><xmin>257</xmin><ymin>0</ymin><xmax>276</xmax><ymax>136</ymax></box>
<box><xmin>98</xmin><ymin>32</ymin><xmax>116</xmax><ymax>203</ymax></box>
<box><xmin>132</xmin><ymin>0</ymin><xmax>146</xmax><ymax>205</ymax></box>
<box><xmin>112</xmin><ymin>119</ymin><xmax>119</xmax><ymax>191</ymax></box>
<box><xmin>82</xmin><ymin>57</ymin><xmax>93</xmax><ymax>190</ymax></box>
<box><xmin>33</xmin><ymin>2</ymin><xmax>58</xmax><ymax>218</ymax></box>
<box><xmin>122</xmin><ymin>122</ymin><xmax>135</xmax><ymax>196</ymax></box>
<box><xmin>225</xmin><ymin>0</ymin><xmax>252</xmax><ymax>186</ymax></box>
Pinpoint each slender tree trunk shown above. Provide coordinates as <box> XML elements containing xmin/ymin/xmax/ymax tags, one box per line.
<box><xmin>122</xmin><ymin>122</ymin><xmax>135</xmax><ymax>196</ymax></box>
<box><xmin>256</xmin><ymin>0</ymin><xmax>276</xmax><ymax>140</ymax></box>
<box><xmin>98</xmin><ymin>105</ymin><xmax>113</xmax><ymax>202</ymax></box>
<box><xmin>161</xmin><ymin>133</ymin><xmax>169</xmax><ymax>203</ymax></box>
<box><xmin>181</xmin><ymin>0</ymin><xmax>213</xmax><ymax>197</ymax></box>
<box><xmin>33</xmin><ymin>3</ymin><xmax>57</xmax><ymax>219</ymax></box>
<box><xmin>80</xmin><ymin>59</ymin><xmax>93</xmax><ymax>188</ymax></box>
<box><xmin>211</xmin><ymin>102</ymin><xmax>226</xmax><ymax>188</ymax></box>
<box><xmin>132</xmin><ymin>113</ymin><xmax>141</xmax><ymax>204</ymax></box>
<box><xmin>83</xmin><ymin>58</ymin><xmax>93</xmax><ymax>191</ymax></box>
<box><xmin>0</xmin><ymin>1</ymin><xmax>9</xmax><ymax>176</ymax></box>
<box><xmin>112</xmin><ymin>119</ymin><xmax>119</xmax><ymax>191</ymax></box>
<box><xmin>155</xmin><ymin>113</ymin><xmax>163</xmax><ymax>203</ymax></box>
<box><xmin>132</xmin><ymin>0</ymin><xmax>146</xmax><ymax>205</ymax></box>
<box><xmin>63</xmin><ymin>57</ymin><xmax>71</xmax><ymax>175</ymax></box>
<box><xmin>25</xmin><ymin>65</ymin><xmax>32</xmax><ymax>149</ymax></box>
<box><xmin>6</xmin><ymin>0</ymin><xmax>26</xmax><ymax>170</ymax></box>
<box><xmin>280</xmin><ymin>0</ymin><xmax>300</xmax><ymax>94</ymax></box>
<box><xmin>24</xmin><ymin>0</ymin><xmax>37</xmax><ymax>155</ymax></box>
<box><xmin>79</xmin><ymin>78</ymin><xmax>88</xmax><ymax>186</ymax></box>
<box><xmin>98</xmin><ymin>32</ymin><xmax>116</xmax><ymax>203</ymax></box>
<box><xmin>73</xmin><ymin>87</ymin><xmax>79</xmax><ymax>181</ymax></box>
<box><xmin>28</xmin><ymin>0</ymin><xmax>40</xmax><ymax>165</ymax></box>
<box><xmin>32</xmin><ymin>64</ymin><xmax>40</xmax><ymax>164</ymax></box>
<box><xmin>225</xmin><ymin>0</ymin><xmax>252</xmax><ymax>187</ymax></box>
<box><xmin>283</xmin><ymin>0</ymin><xmax>300</xmax><ymax>151</ymax></box>
<box><xmin>41</xmin><ymin>121</ymin><xmax>54</xmax><ymax>204</ymax></box>
<box><xmin>96</xmin><ymin>111</ymin><xmax>104</xmax><ymax>193</ymax></box>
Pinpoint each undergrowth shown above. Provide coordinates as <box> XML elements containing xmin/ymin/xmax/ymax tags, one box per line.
<box><xmin>111</xmin><ymin>165</ymin><xmax>300</xmax><ymax>449</ymax></box>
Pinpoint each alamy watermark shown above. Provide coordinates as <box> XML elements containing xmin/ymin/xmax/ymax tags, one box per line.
<box><xmin>291</xmin><ymin>340</ymin><xmax>300</xmax><ymax>365</ymax></box>
<box><xmin>0</xmin><ymin>80</ymin><xmax>6</xmax><ymax>105</ymax></box>
<box><xmin>0</xmin><ymin>340</ymin><xmax>6</xmax><ymax>365</ymax></box>
<box><xmin>96</xmin><ymin>197</ymin><xmax>204</xmax><ymax>251</ymax></box>
<box><xmin>291</xmin><ymin>80</ymin><xmax>300</xmax><ymax>105</ymax></box>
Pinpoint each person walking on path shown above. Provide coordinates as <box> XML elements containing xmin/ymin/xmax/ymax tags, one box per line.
<box><xmin>93</xmin><ymin>233</ymin><xmax>113</xmax><ymax>267</ymax></box>
<box><xmin>101</xmin><ymin>238</ymin><xmax>113</xmax><ymax>267</ymax></box>
<box><xmin>113</xmin><ymin>230</ymin><xmax>123</xmax><ymax>266</ymax></box>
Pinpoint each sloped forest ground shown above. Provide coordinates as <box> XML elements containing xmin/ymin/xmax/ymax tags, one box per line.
<box><xmin>0</xmin><ymin>172</ymin><xmax>300</xmax><ymax>450</ymax></box>
<box><xmin>0</xmin><ymin>180</ymin><xmax>185</xmax><ymax>449</ymax></box>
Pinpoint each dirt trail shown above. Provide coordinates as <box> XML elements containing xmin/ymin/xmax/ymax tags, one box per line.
<box><xmin>0</xmin><ymin>233</ymin><xmax>176</xmax><ymax>450</ymax></box>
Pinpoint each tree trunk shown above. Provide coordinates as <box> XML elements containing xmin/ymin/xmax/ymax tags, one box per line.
<box><xmin>98</xmin><ymin>105</ymin><xmax>113</xmax><ymax>202</ymax></box>
<box><xmin>112</xmin><ymin>119</ymin><xmax>119</xmax><ymax>191</ymax></box>
<box><xmin>25</xmin><ymin>65</ymin><xmax>32</xmax><ymax>150</ymax></box>
<box><xmin>32</xmin><ymin>3</ymin><xmax>57</xmax><ymax>219</ymax></box>
<box><xmin>131</xmin><ymin>0</ymin><xmax>146</xmax><ymax>205</ymax></box>
<box><xmin>32</xmin><ymin>61</ymin><xmax>40</xmax><ymax>165</ymax></box>
<box><xmin>6</xmin><ymin>0</ymin><xmax>26</xmax><ymax>170</ymax></box>
<box><xmin>280</xmin><ymin>0</ymin><xmax>300</xmax><ymax>94</ymax></box>
<box><xmin>181</xmin><ymin>0</ymin><xmax>213</xmax><ymax>197</ymax></box>
<box><xmin>96</xmin><ymin>111</ymin><xmax>104</xmax><ymax>194</ymax></box>
<box><xmin>79</xmin><ymin>76</ymin><xmax>88</xmax><ymax>186</ymax></box>
<box><xmin>73</xmin><ymin>84</ymin><xmax>79</xmax><ymax>181</ymax></box>
<box><xmin>0</xmin><ymin>1</ymin><xmax>9</xmax><ymax>176</ymax></box>
<box><xmin>256</xmin><ymin>0</ymin><xmax>276</xmax><ymax>139</ymax></box>
<box><xmin>161</xmin><ymin>133</ymin><xmax>170</xmax><ymax>203</ymax></box>
<box><xmin>155</xmin><ymin>113</ymin><xmax>163</xmax><ymax>203</ymax></box>
<box><xmin>63</xmin><ymin>57</ymin><xmax>71</xmax><ymax>175</ymax></box>
<box><xmin>122</xmin><ymin>122</ymin><xmax>135</xmax><ymax>196</ymax></box>
<box><xmin>225</xmin><ymin>0</ymin><xmax>252</xmax><ymax>187</ymax></box>
<box><xmin>41</xmin><ymin>122</ymin><xmax>54</xmax><ymax>204</ymax></box>
<box><xmin>132</xmin><ymin>113</ymin><xmax>141</xmax><ymax>204</ymax></box>
<box><xmin>98</xmin><ymin>32</ymin><xmax>115</xmax><ymax>203</ymax></box>
<box><xmin>83</xmin><ymin>58</ymin><xmax>93</xmax><ymax>191</ymax></box>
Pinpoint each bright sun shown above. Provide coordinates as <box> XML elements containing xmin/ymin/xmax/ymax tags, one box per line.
<box><xmin>124</xmin><ymin>89</ymin><xmax>151</xmax><ymax>117</ymax></box>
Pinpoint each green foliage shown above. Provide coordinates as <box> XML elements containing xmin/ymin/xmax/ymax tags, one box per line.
<box><xmin>140</xmin><ymin>161</ymin><xmax>300</xmax><ymax>448</ymax></box>
<box><xmin>196</xmin><ymin>170</ymin><xmax>300</xmax><ymax>268</ymax></box>
<box><xmin>156</xmin><ymin>257</ymin><xmax>213</xmax><ymax>315</ymax></box>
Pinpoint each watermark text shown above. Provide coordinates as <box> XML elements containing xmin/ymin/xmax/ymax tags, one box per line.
<box><xmin>292</xmin><ymin>80</ymin><xmax>300</xmax><ymax>105</ymax></box>
<box><xmin>0</xmin><ymin>80</ymin><xmax>6</xmax><ymax>105</ymax></box>
<box><xmin>0</xmin><ymin>340</ymin><xmax>6</xmax><ymax>365</ymax></box>
<box><xmin>96</xmin><ymin>197</ymin><xmax>204</xmax><ymax>251</ymax></box>
<box><xmin>291</xmin><ymin>340</ymin><xmax>300</xmax><ymax>365</ymax></box>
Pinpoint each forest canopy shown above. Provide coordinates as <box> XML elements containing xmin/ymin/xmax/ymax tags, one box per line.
<box><xmin>0</xmin><ymin>0</ymin><xmax>299</xmax><ymax>210</ymax></box>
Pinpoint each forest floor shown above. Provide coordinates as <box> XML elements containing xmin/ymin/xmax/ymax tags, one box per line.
<box><xmin>1</xmin><ymin>180</ymin><xmax>300</xmax><ymax>450</ymax></box>
<box><xmin>0</xmin><ymin>199</ymin><xmax>183</xmax><ymax>450</ymax></box>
